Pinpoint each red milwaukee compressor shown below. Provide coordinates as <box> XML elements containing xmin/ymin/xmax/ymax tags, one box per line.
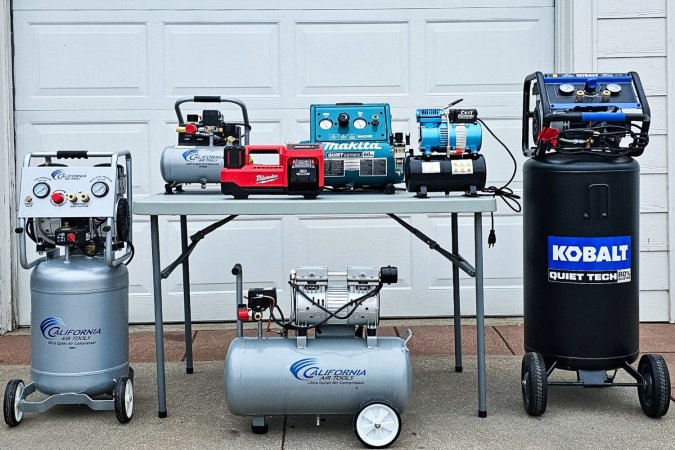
<box><xmin>221</xmin><ymin>143</ymin><xmax>324</xmax><ymax>199</ymax></box>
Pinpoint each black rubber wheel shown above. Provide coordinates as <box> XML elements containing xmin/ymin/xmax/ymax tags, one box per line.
<box><xmin>233</xmin><ymin>193</ymin><xmax>249</xmax><ymax>200</ymax></box>
<box><xmin>114</xmin><ymin>377</ymin><xmax>134</xmax><ymax>424</ymax></box>
<box><xmin>353</xmin><ymin>400</ymin><xmax>402</xmax><ymax>449</ymax></box>
<box><xmin>521</xmin><ymin>352</ymin><xmax>548</xmax><ymax>416</ymax></box>
<box><xmin>637</xmin><ymin>354</ymin><xmax>670</xmax><ymax>418</ymax></box>
<box><xmin>303</xmin><ymin>194</ymin><xmax>318</xmax><ymax>200</ymax></box>
<box><xmin>384</xmin><ymin>184</ymin><xmax>396</xmax><ymax>195</ymax></box>
<box><xmin>3</xmin><ymin>379</ymin><xmax>25</xmax><ymax>427</ymax></box>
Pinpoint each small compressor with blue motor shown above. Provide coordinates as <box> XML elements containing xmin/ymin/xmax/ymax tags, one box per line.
<box><xmin>309</xmin><ymin>103</ymin><xmax>408</xmax><ymax>194</ymax></box>
<box><xmin>405</xmin><ymin>100</ymin><xmax>487</xmax><ymax>198</ymax></box>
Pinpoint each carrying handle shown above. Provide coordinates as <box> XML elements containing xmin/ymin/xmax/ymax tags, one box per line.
<box><xmin>56</xmin><ymin>150</ymin><xmax>88</xmax><ymax>159</ymax></box>
<box><xmin>174</xmin><ymin>96</ymin><xmax>251</xmax><ymax>145</ymax></box>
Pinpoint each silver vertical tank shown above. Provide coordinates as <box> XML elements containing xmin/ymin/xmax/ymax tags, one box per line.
<box><xmin>30</xmin><ymin>254</ymin><xmax>129</xmax><ymax>396</ymax></box>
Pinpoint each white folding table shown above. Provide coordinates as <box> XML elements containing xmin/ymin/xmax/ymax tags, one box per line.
<box><xmin>134</xmin><ymin>191</ymin><xmax>497</xmax><ymax>418</ymax></box>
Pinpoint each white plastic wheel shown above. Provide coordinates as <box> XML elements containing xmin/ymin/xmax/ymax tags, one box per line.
<box><xmin>3</xmin><ymin>379</ymin><xmax>24</xmax><ymax>427</ymax></box>
<box><xmin>124</xmin><ymin>379</ymin><xmax>134</xmax><ymax>419</ymax></box>
<box><xmin>114</xmin><ymin>377</ymin><xmax>133</xmax><ymax>423</ymax></box>
<box><xmin>12</xmin><ymin>381</ymin><xmax>24</xmax><ymax>424</ymax></box>
<box><xmin>354</xmin><ymin>402</ymin><xmax>401</xmax><ymax>448</ymax></box>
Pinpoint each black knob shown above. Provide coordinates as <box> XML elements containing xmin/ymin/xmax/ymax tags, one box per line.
<box><xmin>338</xmin><ymin>112</ymin><xmax>350</xmax><ymax>127</ymax></box>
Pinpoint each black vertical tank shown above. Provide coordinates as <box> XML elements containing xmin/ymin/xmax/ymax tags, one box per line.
<box><xmin>523</xmin><ymin>153</ymin><xmax>639</xmax><ymax>371</ymax></box>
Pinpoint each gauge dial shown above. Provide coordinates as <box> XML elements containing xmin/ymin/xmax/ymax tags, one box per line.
<box><xmin>319</xmin><ymin>119</ymin><xmax>333</xmax><ymax>130</ymax></box>
<box><xmin>91</xmin><ymin>181</ymin><xmax>109</xmax><ymax>198</ymax></box>
<box><xmin>558</xmin><ymin>83</ymin><xmax>576</xmax><ymax>95</ymax></box>
<box><xmin>606</xmin><ymin>83</ymin><xmax>622</xmax><ymax>94</ymax></box>
<box><xmin>353</xmin><ymin>118</ymin><xmax>368</xmax><ymax>129</ymax></box>
<box><xmin>32</xmin><ymin>182</ymin><xmax>50</xmax><ymax>199</ymax></box>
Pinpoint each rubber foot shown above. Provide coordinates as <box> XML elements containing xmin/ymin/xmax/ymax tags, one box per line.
<box><xmin>455</xmin><ymin>366</ymin><xmax>463</xmax><ymax>373</ymax></box>
<box><xmin>158</xmin><ymin>411</ymin><xmax>168</xmax><ymax>418</ymax></box>
<box><xmin>186</xmin><ymin>367</ymin><xmax>193</xmax><ymax>374</ymax></box>
<box><xmin>478</xmin><ymin>410</ymin><xmax>487</xmax><ymax>418</ymax></box>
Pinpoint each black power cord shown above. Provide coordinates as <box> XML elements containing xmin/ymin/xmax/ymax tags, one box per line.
<box><xmin>476</xmin><ymin>118</ymin><xmax>522</xmax><ymax>247</ymax></box>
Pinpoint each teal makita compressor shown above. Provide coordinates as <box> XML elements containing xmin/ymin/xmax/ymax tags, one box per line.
<box><xmin>309</xmin><ymin>103</ymin><xmax>408</xmax><ymax>193</ymax></box>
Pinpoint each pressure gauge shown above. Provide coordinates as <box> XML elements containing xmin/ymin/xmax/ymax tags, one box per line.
<box><xmin>32</xmin><ymin>182</ymin><xmax>50</xmax><ymax>199</ymax></box>
<box><xmin>606</xmin><ymin>83</ymin><xmax>622</xmax><ymax>94</ymax></box>
<box><xmin>558</xmin><ymin>83</ymin><xmax>576</xmax><ymax>95</ymax></box>
<box><xmin>91</xmin><ymin>181</ymin><xmax>109</xmax><ymax>198</ymax></box>
<box><xmin>319</xmin><ymin>119</ymin><xmax>333</xmax><ymax>130</ymax></box>
<box><xmin>353</xmin><ymin>118</ymin><xmax>368</xmax><ymax>129</ymax></box>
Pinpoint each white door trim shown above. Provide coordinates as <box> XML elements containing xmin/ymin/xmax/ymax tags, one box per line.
<box><xmin>0</xmin><ymin>0</ymin><xmax>16</xmax><ymax>334</ymax></box>
<box><xmin>554</xmin><ymin>0</ymin><xmax>596</xmax><ymax>72</ymax></box>
<box><xmin>666</xmin><ymin>0</ymin><xmax>675</xmax><ymax>322</ymax></box>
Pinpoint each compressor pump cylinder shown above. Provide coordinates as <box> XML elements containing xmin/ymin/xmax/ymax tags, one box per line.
<box><xmin>523</xmin><ymin>153</ymin><xmax>639</xmax><ymax>370</ymax></box>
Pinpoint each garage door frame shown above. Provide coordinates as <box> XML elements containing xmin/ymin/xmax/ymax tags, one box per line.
<box><xmin>3</xmin><ymin>1</ymin><xmax>667</xmax><ymax>332</ymax></box>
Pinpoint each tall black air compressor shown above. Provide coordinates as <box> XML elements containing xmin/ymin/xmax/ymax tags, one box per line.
<box><xmin>520</xmin><ymin>72</ymin><xmax>670</xmax><ymax>418</ymax></box>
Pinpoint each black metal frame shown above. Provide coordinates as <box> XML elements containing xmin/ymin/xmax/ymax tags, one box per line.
<box><xmin>522</xmin><ymin>71</ymin><xmax>651</xmax><ymax>158</ymax></box>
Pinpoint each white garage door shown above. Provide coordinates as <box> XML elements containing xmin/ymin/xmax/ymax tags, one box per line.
<box><xmin>12</xmin><ymin>0</ymin><xmax>554</xmax><ymax>325</ymax></box>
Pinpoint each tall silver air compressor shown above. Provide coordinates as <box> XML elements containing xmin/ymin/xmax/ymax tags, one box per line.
<box><xmin>4</xmin><ymin>150</ymin><xmax>135</xmax><ymax>426</ymax></box>
<box><xmin>160</xmin><ymin>96</ymin><xmax>251</xmax><ymax>193</ymax></box>
<box><xmin>521</xmin><ymin>72</ymin><xmax>670</xmax><ymax>418</ymax></box>
<box><xmin>225</xmin><ymin>264</ymin><xmax>412</xmax><ymax>449</ymax></box>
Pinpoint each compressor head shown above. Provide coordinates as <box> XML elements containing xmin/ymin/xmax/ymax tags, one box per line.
<box><xmin>522</xmin><ymin>72</ymin><xmax>650</xmax><ymax>158</ymax></box>
<box><xmin>417</xmin><ymin>100</ymin><xmax>482</xmax><ymax>158</ymax></box>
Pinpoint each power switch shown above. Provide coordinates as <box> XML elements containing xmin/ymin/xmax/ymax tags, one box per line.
<box><xmin>51</xmin><ymin>192</ymin><xmax>65</xmax><ymax>205</ymax></box>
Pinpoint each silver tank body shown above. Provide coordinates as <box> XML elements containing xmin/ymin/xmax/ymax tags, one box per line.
<box><xmin>225</xmin><ymin>336</ymin><xmax>412</xmax><ymax>416</ymax></box>
<box><xmin>160</xmin><ymin>145</ymin><xmax>224</xmax><ymax>184</ymax></box>
<box><xmin>30</xmin><ymin>254</ymin><xmax>129</xmax><ymax>396</ymax></box>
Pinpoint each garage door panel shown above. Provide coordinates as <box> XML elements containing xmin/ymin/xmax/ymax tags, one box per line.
<box><xmin>161</xmin><ymin>217</ymin><xmax>286</xmax><ymax>296</ymax></box>
<box><xmin>426</xmin><ymin>19</ymin><xmax>545</xmax><ymax>93</ymax></box>
<box><xmin>427</xmin><ymin>215</ymin><xmax>524</xmax><ymax>287</ymax></box>
<box><xmin>164</xmin><ymin>23</ymin><xmax>281</xmax><ymax>97</ymax></box>
<box><xmin>15</xmin><ymin>121</ymin><xmax>152</xmax><ymax>196</ymax></box>
<box><xmin>296</xmin><ymin>216</ymin><xmax>414</xmax><ymax>289</ymax></box>
<box><xmin>296</xmin><ymin>22</ymin><xmax>410</xmax><ymax>96</ymax></box>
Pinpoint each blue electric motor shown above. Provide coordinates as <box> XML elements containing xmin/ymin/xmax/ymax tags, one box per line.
<box><xmin>417</xmin><ymin>108</ymin><xmax>482</xmax><ymax>156</ymax></box>
<box><xmin>405</xmin><ymin>103</ymin><xmax>487</xmax><ymax>197</ymax></box>
<box><xmin>309</xmin><ymin>103</ymin><xmax>408</xmax><ymax>194</ymax></box>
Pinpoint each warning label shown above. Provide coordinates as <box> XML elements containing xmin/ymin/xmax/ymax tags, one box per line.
<box><xmin>360</xmin><ymin>158</ymin><xmax>387</xmax><ymax>176</ymax></box>
<box><xmin>324</xmin><ymin>159</ymin><xmax>345</xmax><ymax>176</ymax></box>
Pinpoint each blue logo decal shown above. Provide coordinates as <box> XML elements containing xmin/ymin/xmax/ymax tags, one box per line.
<box><xmin>51</xmin><ymin>169</ymin><xmax>66</xmax><ymax>180</ymax></box>
<box><xmin>181</xmin><ymin>149</ymin><xmax>222</xmax><ymax>163</ymax></box>
<box><xmin>40</xmin><ymin>317</ymin><xmax>66</xmax><ymax>340</ymax></box>
<box><xmin>290</xmin><ymin>358</ymin><xmax>319</xmax><ymax>380</ymax></box>
<box><xmin>39</xmin><ymin>316</ymin><xmax>101</xmax><ymax>340</ymax></box>
<box><xmin>548</xmin><ymin>236</ymin><xmax>631</xmax><ymax>271</ymax></box>
<box><xmin>289</xmin><ymin>358</ymin><xmax>366</xmax><ymax>381</ymax></box>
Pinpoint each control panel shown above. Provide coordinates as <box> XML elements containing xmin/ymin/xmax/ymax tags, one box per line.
<box><xmin>540</xmin><ymin>73</ymin><xmax>641</xmax><ymax>110</ymax></box>
<box><xmin>18</xmin><ymin>166</ymin><xmax>122</xmax><ymax>218</ymax></box>
<box><xmin>310</xmin><ymin>103</ymin><xmax>392</xmax><ymax>142</ymax></box>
